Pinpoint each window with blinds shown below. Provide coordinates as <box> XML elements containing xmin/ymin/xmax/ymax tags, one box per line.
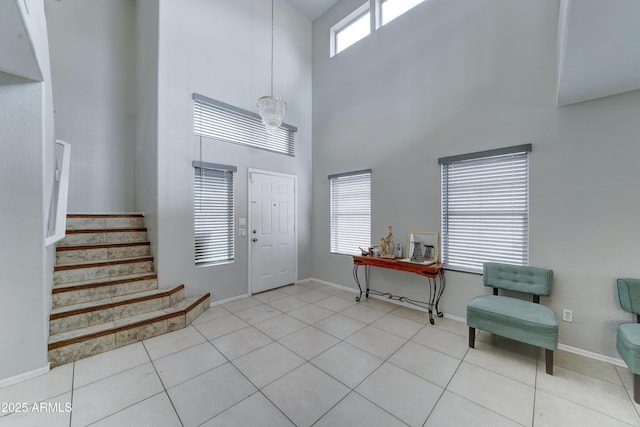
<box><xmin>193</xmin><ymin>161</ymin><xmax>236</xmax><ymax>266</ymax></box>
<box><xmin>329</xmin><ymin>170</ymin><xmax>371</xmax><ymax>255</ymax></box>
<box><xmin>193</xmin><ymin>93</ymin><xmax>296</xmax><ymax>157</ymax></box>
<box><xmin>439</xmin><ymin>145</ymin><xmax>531</xmax><ymax>273</ymax></box>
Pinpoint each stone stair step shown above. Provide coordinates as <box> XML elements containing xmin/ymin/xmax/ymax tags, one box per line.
<box><xmin>66</xmin><ymin>213</ymin><xmax>145</xmax><ymax>230</ymax></box>
<box><xmin>52</xmin><ymin>272</ymin><xmax>158</xmax><ymax>308</ymax></box>
<box><xmin>49</xmin><ymin>285</ymin><xmax>186</xmax><ymax>335</ymax></box>
<box><xmin>53</xmin><ymin>256</ymin><xmax>155</xmax><ymax>285</ymax></box>
<box><xmin>56</xmin><ymin>241</ymin><xmax>151</xmax><ymax>265</ymax></box>
<box><xmin>48</xmin><ymin>294</ymin><xmax>211</xmax><ymax>367</ymax></box>
<box><xmin>57</xmin><ymin>228</ymin><xmax>148</xmax><ymax>247</ymax></box>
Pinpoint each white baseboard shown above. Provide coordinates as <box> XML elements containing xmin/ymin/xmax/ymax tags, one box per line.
<box><xmin>301</xmin><ymin>277</ymin><xmax>626</xmax><ymax>368</ymax></box>
<box><xmin>0</xmin><ymin>364</ymin><xmax>50</xmax><ymax>388</ymax></box>
<box><xmin>442</xmin><ymin>313</ymin><xmax>466</xmax><ymax>323</ymax></box>
<box><xmin>558</xmin><ymin>343</ymin><xmax>625</xmax><ymax>367</ymax></box>
<box><xmin>298</xmin><ymin>277</ymin><xmax>353</xmax><ymax>292</ymax></box>
<box><xmin>210</xmin><ymin>293</ymin><xmax>250</xmax><ymax>306</ymax></box>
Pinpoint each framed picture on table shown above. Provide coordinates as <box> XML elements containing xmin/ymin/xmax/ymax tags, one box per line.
<box><xmin>402</xmin><ymin>231</ymin><xmax>439</xmax><ymax>265</ymax></box>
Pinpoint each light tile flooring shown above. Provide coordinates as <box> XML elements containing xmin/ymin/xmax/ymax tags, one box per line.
<box><xmin>1</xmin><ymin>281</ymin><xmax>639</xmax><ymax>426</ymax></box>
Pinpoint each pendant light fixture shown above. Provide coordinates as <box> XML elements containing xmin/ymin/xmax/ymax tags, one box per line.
<box><xmin>257</xmin><ymin>0</ymin><xmax>286</xmax><ymax>135</ymax></box>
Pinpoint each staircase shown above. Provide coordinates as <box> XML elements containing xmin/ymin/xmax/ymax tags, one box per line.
<box><xmin>48</xmin><ymin>214</ymin><xmax>210</xmax><ymax>367</ymax></box>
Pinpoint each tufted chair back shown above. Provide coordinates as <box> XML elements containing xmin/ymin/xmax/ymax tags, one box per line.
<box><xmin>617</xmin><ymin>278</ymin><xmax>640</xmax><ymax>316</ymax></box>
<box><xmin>483</xmin><ymin>262</ymin><xmax>553</xmax><ymax>297</ymax></box>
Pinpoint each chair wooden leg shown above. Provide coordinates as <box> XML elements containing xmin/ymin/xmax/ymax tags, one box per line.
<box><xmin>469</xmin><ymin>327</ymin><xmax>475</xmax><ymax>348</ymax></box>
<box><xmin>545</xmin><ymin>349</ymin><xmax>553</xmax><ymax>375</ymax></box>
<box><xmin>634</xmin><ymin>374</ymin><xmax>640</xmax><ymax>404</ymax></box>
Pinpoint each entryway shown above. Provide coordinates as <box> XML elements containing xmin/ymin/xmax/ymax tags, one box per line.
<box><xmin>249</xmin><ymin>170</ymin><xmax>296</xmax><ymax>294</ymax></box>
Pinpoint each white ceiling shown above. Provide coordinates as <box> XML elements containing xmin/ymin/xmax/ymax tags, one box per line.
<box><xmin>557</xmin><ymin>0</ymin><xmax>640</xmax><ymax>106</ymax></box>
<box><xmin>283</xmin><ymin>0</ymin><xmax>339</xmax><ymax>21</ymax></box>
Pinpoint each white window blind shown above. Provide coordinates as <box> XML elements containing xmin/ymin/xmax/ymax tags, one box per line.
<box><xmin>440</xmin><ymin>145</ymin><xmax>531</xmax><ymax>273</ymax></box>
<box><xmin>330</xmin><ymin>170</ymin><xmax>371</xmax><ymax>255</ymax></box>
<box><xmin>193</xmin><ymin>93</ymin><xmax>296</xmax><ymax>157</ymax></box>
<box><xmin>194</xmin><ymin>161</ymin><xmax>236</xmax><ymax>266</ymax></box>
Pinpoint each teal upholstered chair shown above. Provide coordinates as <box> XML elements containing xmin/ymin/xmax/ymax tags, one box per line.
<box><xmin>467</xmin><ymin>262</ymin><xmax>558</xmax><ymax>375</ymax></box>
<box><xmin>616</xmin><ymin>278</ymin><xmax>640</xmax><ymax>403</ymax></box>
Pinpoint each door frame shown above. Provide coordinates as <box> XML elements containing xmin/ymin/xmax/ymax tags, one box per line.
<box><xmin>247</xmin><ymin>168</ymin><xmax>298</xmax><ymax>295</ymax></box>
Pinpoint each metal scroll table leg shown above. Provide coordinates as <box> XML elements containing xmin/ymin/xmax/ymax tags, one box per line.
<box><xmin>353</xmin><ymin>264</ymin><xmax>363</xmax><ymax>302</ymax></box>
<box><xmin>427</xmin><ymin>276</ymin><xmax>435</xmax><ymax>325</ymax></box>
<box><xmin>365</xmin><ymin>265</ymin><xmax>370</xmax><ymax>298</ymax></box>
<box><xmin>435</xmin><ymin>274</ymin><xmax>446</xmax><ymax>318</ymax></box>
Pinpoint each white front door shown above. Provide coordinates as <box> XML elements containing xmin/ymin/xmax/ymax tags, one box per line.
<box><xmin>250</xmin><ymin>171</ymin><xmax>296</xmax><ymax>294</ymax></box>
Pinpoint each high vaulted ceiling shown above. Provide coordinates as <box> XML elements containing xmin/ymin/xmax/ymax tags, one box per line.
<box><xmin>283</xmin><ymin>0</ymin><xmax>339</xmax><ymax>21</ymax></box>
<box><xmin>285</xmin><ymin>0</ymin><xmax>640</xmax><ymax>107</ymax></box>
<box><xmin>556</xmin><ymin>0</ymin><xmax>640</xmax><ymax>106</ymax></box>
<box><xmin>2</xmin><ymin>0</ymin><xmax>639</xmax><ymax>107</ymax></box>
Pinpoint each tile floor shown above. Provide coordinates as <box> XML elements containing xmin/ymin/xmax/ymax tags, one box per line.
<box><xmin>1</xmin><ymin>281</ymin><xmax>639</xmax><ymax>426</ymax></box>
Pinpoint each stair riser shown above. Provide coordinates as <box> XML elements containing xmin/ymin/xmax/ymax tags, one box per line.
<box><xmin>56</xmin><ymin>245</ymin><xmax>151</xmax><ymax>265</ymax></box>
<box><xmin>50</xmin><ymin>308</ymin><xmax>113</xmax><ymax>336</ymax></box>
<box><xmin>48</xmin><ymin>319</ymin><xmax>182</xmax><ymax>368</ymax></box>
<box><xmin>48</xmin><ymin>296</ymin><xmax>209</xmax><ymax>368</ymax></box>
<box><xmin>52</xmin><ymin>278</ymin><xmax>158</xmax><ymax>309</ymax></box>
<box><xmin>58</xmin><ymin>231</ymin><xmax>148</xmax><ymax>247</ymax></box>
<box><xmin>66</xmin><ymin>216</ymin><xmax>145</xmax><ymax>230</ymax></box>
<box><xmin>187</xmin><ymin>295</ymin><xmax>211</xmax><ymax>324</ymax></box>
<box><xmin>49</xmin><ymin>288</ymin><xmax>185</xmax><ymax>335</ymax></box>
<box><xmin>54</xmin><ymin>260</ymin><xmax>154</xmax><ymax>285</ymax></box>
<box><xmin>49</xmin><ymin>334</ymin><xmax>117</xmax><ymax>368</ymax></box>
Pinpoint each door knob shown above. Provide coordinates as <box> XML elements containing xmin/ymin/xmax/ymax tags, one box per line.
<box><xmin>252</xmin><ymin>238</ymin><xmax>259</xmax><ymax>242</ymax></box>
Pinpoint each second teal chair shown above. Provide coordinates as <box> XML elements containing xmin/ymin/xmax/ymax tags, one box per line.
<box><xmin>616</xmin><ymin>278</ymin><xmax>640</xmax><ymax>403</ymax></box>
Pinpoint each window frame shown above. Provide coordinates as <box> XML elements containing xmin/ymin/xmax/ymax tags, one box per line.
<box><xmin>330</xmin><ymin>0</ymin><xmax>429</xmax><ymax>57</ymax></box>
<box><xmin>439</xmin><ymin>144</ymin><xmax>531</xmax><ymax>274</ymax></box>
<box><xmin>330</xmin><ymin>2</ymin><xmax>371</xmax><ymax>57</ymax></box>
<box><xmin>329</xmin><ymin>169</ymin><xmax>372</xmax><ymax>256</ymax></box>
<box><xmin>378</xmin><ymin>0</ymin><xmax>425</xmax><ymax>27</ymax></box>
<box><xmin>193</xmin><ymin>161</ymin><xmax>237</xmax><ymax>267</ymax></box>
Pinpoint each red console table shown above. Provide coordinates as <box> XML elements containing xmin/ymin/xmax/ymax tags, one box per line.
<box><xmin>352</xmin><ymin>256</ymin><xmax>446</xmax><ymax>325</ymax></box>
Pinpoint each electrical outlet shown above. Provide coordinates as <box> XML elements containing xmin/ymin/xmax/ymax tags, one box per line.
<box><xmin>562</xmin><ymin>308</ymin><xmax>573</xmax><ymax>322</ymax></box>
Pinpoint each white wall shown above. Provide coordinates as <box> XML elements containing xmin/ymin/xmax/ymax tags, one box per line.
<box><xmin>45</xmin><ymin>0</ymin><xmax>136</xmax><ymax>212</ymax></box>
<box><xmin>311</xmin><ymin>0</ymin><xmax>640</xmax><ymax>357</ymax></box>
<box><xmin>0</xmin><ymin>0</ymin><xmax>56</xmax><ymax>382</ymax></box>
<box><xmin>135</xmin><ymin>0</ymin><xmax>159</xmax><ymax>259</ymax></box>
<box><xmin>155</xmin><ymin>0</ymin><xmax>313</xmax><ymax>301</ymax></box>
<box><xmin>0</xmin><ymin>73</ymin><xmax>48</xmax><ymax>381</ymax></box>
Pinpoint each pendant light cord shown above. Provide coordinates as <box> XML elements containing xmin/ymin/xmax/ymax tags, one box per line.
<box><xmin>270</xmin><ymin>0</ymin><xmax>274</xmax><ymax>96</ymax></box>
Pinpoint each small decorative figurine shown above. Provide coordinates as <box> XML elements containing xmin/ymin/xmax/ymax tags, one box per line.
<box><xmin>394</xmin><ymin>243</ymin><xmax>402</xmax><ymax>259</ymax></box>
<box><xmin>379</xmin><ymin>226</ymin><xmax>394</xmax><ymax>258</ymax></box>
